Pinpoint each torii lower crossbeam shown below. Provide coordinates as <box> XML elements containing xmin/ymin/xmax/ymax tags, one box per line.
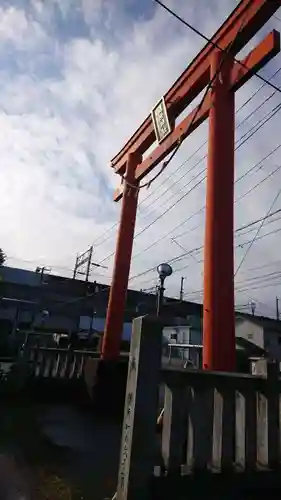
<box><xmin>101</xmin><ymin>0</ymin><xmax>281</xmax><ymax>370</ymax></box>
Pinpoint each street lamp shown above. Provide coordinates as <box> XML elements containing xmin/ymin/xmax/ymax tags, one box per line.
<box><xmin>90</xmin><ymin>283</ymin><xmax>100</xmax><ymax>337</ymax></box>
<box><xmin>41</xmin><ymin>309</ymin><xmax>49</xmax><ymax>326</ymax></box>
<box><xmin>156</xmin><ymin>263</ymin><xmax>173</xmax><ymax>316</ymax></box>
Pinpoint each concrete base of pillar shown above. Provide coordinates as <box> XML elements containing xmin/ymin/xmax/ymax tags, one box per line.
<box><xmin>84</xmin><ymin>357</ymin><xmax>129</xmax><ymax>421</ymax></box>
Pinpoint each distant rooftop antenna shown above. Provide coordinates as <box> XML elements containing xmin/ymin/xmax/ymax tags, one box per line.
<box><xmin>249</xmin><ymin>300</ymin><xmax>256</xmax><ymax>316</ymax></box>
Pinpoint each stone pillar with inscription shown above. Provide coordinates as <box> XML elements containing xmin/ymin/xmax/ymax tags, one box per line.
<box><xmin>116</xmin><ymin>315</ymin><xmax>163</xmax><ymax>500</ymax></box>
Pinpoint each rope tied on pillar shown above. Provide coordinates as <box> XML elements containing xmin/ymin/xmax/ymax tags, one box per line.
<box><xmin>121</xmin><ymin>136</ymin><xmax>183</xmax><ymax>194</ymax></box>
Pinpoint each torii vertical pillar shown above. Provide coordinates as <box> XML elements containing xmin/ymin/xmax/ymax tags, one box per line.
<box><xmin>203</xmin><ymin>50</ymin><xmax>236</xmax><ymax>371</ymax></box>
<box><xmin>102</xmin><ymin>152</ymin><xmax>140</xmax><ymax>360</ymax></box>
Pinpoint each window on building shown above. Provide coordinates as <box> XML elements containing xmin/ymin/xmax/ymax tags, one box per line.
<box><xmin>170</xmin><ymin>333</ymin><xmax>178</xmax><ymax>341</ymax></box>
<box><xmin>248</xmin><ymin>333</ymin><xmax>253</xmax><ymax>340</ymax></box>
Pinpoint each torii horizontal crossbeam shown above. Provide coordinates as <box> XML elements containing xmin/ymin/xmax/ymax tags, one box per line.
<box><xmin>111</xmin><ymin>0</ymin><xmax>281</xmax><ymax>177</ymax></box>
<box><xmin>114</xmin><ymin>29</ymin><xmax>280</xmax><ymax>202</ymax></box>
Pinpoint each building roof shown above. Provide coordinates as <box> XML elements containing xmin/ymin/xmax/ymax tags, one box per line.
<box><xmin>236</xmin><ymin>312</ymin><xmax>281</xmax><ymax>332</ymax></box>
<box><xmin>0</xmin><ymin>266</ymin><xmax>203</xmax><ymax>319</ymax></box>
<box><xmin>1</xmin><ymin>266</ymin><xmax>280</xmax><ymax>334</ymax></box>
<box><xmin>0</xmin><ymin>266</ymin><xmax>42</xmax><ymax>286</ymax></box>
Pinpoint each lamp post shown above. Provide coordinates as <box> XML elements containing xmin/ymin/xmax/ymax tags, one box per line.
<box><xmin>156</xmin><ymin>263</ymin><xmax>173</xmax><ymax>316</ymax></box>
<box><xmin>41</xmin><ymin>309</ymin><xmax>49</xmax><ymax>328</ymax></box>
<box><xmin>90</xmin><ymin>283</ymin><xmax>99</xmax><ymax>337</ymax></box>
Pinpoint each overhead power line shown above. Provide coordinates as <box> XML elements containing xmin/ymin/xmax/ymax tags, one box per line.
<box><xmin>235</xmin><ymin>187</ymin><xmax>281</xmax><ymax>275</ymax></box>
<box><xmin>172</xmin><ymin>165</ymin><xmax>281</xmax><ymax>241</ymax></box>
<box><xmin>91</xmin><ymin>5</ymin><xmax>281</xmax><ymax>302</ymax></box>
<box><xmin>118</xmin><ymin>19</ymin><xmax>246</xmax><ymax>198</ymax></box>
<box><xmin>137</xmin><ymin>97</ymin><xmax>280</xmax><ymax>226</ymax></box>
<box><xmin>128</xmin><ymin>140</ymin><xmax>281</xmax><ymax>266</ymax></box>
<box><xmin>154</xmin><ymin>0</ymin><xmax>281</xmax><ymax>94</ymax></box>
<box><xmin>236</xmin><ymin>209</ymin><xmax>281</xmax><ymax>234</ymax></box>
<box><xmin>93</xmin><ymin>63</ymin><xmax>281</xmax><ymax>247</ymax></box>
<box><xmin>90</xmin><ymin>59</ymin><xmax>281</xmax><ymax>252</ymax></box>
<box><xmin>99</xmin><ymin>130</ymin><xmax>281</xmax><ymax>267</ymax></box>
<box><xmin>184</xmin><ymin>264</ymin><xmax>281</xmax><ymax>299</ymax></box>
<box><xmin>236</xmin><ymin>270</ymin><xmax>281</xmax><ymax>287</ymax></box>
<box><xmin>89</xmin><ymin>2</ymin><xmax>272</xmax><ymax>250</ymax></box>
<box><xmin>137</xmin><ymin>68</ymin><xmax>281</xmax><ymax>224</ymax></box>
<box><xmin>131</xmin><ymin>208</ymin><xmax>281</xmax><ymax>285</ymax></box>
<box><xmin>184</xmin><ymin>270</ymin><xmax>281</xmax><ymax>300</ymax></box>
<box><xmin>237</xmin><ymin>226</ymin><xmax>281</xmax><ymax>248</ymax></box>
<box><xmin>172</xmin><ymin>225</ymin><xmax>281</xmax><ymax>274</ymax></box>
<box><xmin>173</xmin><ymin>225</ymin><xmax>281</xmax><ymax>299</ymax></box>
<box><xmin>139</xmin><ymin>99</ymin><xmax>281</xmax><ymax>229</ymax></box>
<box><xmin>97</xmin><ymin>22</ymin><xmax>248</xmax><ymax>265</ymax></box>
<box><xmin>235</xmin><ymin>102</ymin><xmax>281</xmax><ymax>150</ymax></box>
<box><xmin>236</xmin><ymin>279</ymin><xmax>281</xmax><ymax>294</ymax></box>
<box><xmin>246</xmin><ymin>258</ymin><xmax>281</xmax><ymax>273</ymax></box>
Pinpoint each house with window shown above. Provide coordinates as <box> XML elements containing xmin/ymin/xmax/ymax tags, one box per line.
<box><xmin>163</xmin><ymin>313</ymin><xmax>281</xmax><ymax>367</ymax></box>
<box><xmin>163</xmin><ymin>315</ymin><xmax>203</xmax><ymax>367</ymax></box>
<box><xmin>235</xmin><ymin>314</ymin><xmax>281</xmax><ymax>361</ymax></box>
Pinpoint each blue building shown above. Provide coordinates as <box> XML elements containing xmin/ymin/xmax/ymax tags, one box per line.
<box><xmin>0</xmin><ymin>266</ymin><xmax>202</xmax><ymax>348</ymax></box>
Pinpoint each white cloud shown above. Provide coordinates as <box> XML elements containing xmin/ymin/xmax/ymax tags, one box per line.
<box><xmin>0</xmin><ymin>0</ymin><xmax>280</xmax><ymax>317</ymax></box>
<box><xmin>0</xmin><ymin>5</ymin><xmax>47</xmax><ymax>49</ymax></box>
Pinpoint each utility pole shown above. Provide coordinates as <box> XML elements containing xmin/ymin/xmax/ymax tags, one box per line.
<box><xmin>180</xmin><ymin>277</ymin><xmax>185</xmax><ymax>301</ymax></box>
<box><xmin>35</xmin><ymin>266</ymin><xmax>50</xmax><ymax>283</ymax></box>
<box><xmin>73</xmin><ymin>245</ymin><xmax>106</xmax><ymax>282</ymax></box>
<box><xmin>249</xmin><ymin>300</ymin><xmax>256</xmax><ymax>316</ymax></box>
<box><xmin>39</xmin><ymin>266</ymin><xmax>47</xmax><ymax>284</ymax></box>
<box><xmin>85</xmin><ymin>246</ymin><xmax>93</xmax><ymax>283</ymax></box>
<box><xmin>276</xmin><ymin>297</ymin><xmax>280</xmax><ymax>321</ymax></box>
<box><xmin>73</xmin><ymin>255</ymin><xmax>79</xmax><ymax>279</ymax></box>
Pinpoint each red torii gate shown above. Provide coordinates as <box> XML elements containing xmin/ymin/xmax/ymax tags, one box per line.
<box><xmin>101</xmin><ymin>0</ymin><xmax>281</xmax><ymax>371</ymax></box>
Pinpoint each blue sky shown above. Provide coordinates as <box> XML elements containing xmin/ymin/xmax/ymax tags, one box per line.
<box><xmin>1</xmin><ymin>0</ymin><xmax>281</xmax><ymax>317</ymax></box>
